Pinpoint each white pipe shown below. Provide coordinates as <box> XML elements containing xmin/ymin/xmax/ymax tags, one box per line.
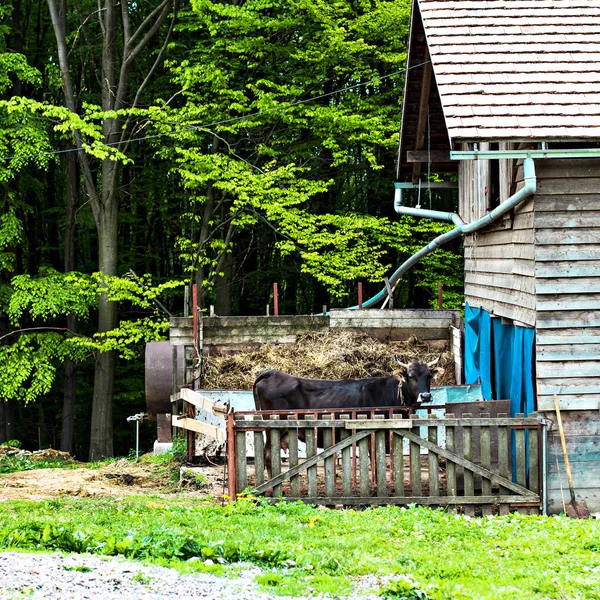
<box><xmin>349</xmin><ymin>158</ymin><xmax>537</xmax><ymax>310</ymax></box>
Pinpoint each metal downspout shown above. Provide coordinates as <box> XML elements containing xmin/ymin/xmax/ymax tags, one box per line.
<box><xmin>347</xmin><ymin>158</ymin><xmax>536</xmax><ymax>310</ymax></box>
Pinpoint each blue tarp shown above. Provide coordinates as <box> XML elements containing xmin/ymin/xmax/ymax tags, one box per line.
<box><xmin>464</xmin><ymin>303</ymin><xmax>535</xmax><ymax>416</ymax></box>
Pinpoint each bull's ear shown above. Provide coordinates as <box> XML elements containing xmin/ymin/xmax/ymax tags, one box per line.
<box><xmin>432</xmin><ymin>367</ymin><xmax>445</xmax><ymax>381</ymax></box>
<box><xmin>393</xmin><ymin>369</ymin><xmax>406</xmax><ymax>384</ymax></box>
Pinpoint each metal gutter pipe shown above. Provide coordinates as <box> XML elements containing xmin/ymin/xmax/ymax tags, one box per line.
<box><xmin>394</xmin><ymin>183</ymin><xmax>464</xmax><ymax>226</ymax></box>
<box><xmin>347</xmin><ymin>158</ymin><xmax>536</xmax><ymax>310</ymax></box>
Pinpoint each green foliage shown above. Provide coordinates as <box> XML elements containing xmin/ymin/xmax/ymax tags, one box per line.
<box><xmin>159</xmin><ymin>0</ymin><xmax>425</xmax><ymax>299</ymax></box>
<box><xmin>0</xmin><ymin>454</ymin><xmax>76</xmax><ymax>474</ymax></box>
<box><xmin>1</xmin><ymin>500</ymin><xmax>600</xmax><ymax>598</ymax></box>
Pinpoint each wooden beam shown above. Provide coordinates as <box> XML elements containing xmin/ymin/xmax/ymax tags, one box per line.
<box><xmin>172</xmin><ymin>415</ymin><xmax>227</xmax><ymax>442</ymax></box>
<box><xmin>412</xmin><ymin>47</ymin><xmax>433</xmax><ymax>184</ymax></box>
<box><xmin>406</xmin><ymin>150</ymin><xmax>450</xmax><ymax>163</ymax></box>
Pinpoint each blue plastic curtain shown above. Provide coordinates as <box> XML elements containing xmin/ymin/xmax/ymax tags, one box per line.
<box><xmin>464</xmin><ymin>303</ymin><xmax>535</xmax><ymax>416</ymax></box>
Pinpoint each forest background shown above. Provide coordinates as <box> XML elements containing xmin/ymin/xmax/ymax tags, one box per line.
<box><xmin>0</xmin><ymin>0</ymin><xmax>462</xmax><ymax>459</ymax></box>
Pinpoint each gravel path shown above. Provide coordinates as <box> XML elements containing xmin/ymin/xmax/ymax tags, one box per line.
<box><xmin>0</xmin><ymin>551</ymin><xmax>381</xmax><ymax>599</ymax></box>
<box><xmin>0</xmin><ymin>552</ymin><xmax>292</xmax><ymax>599</ymax></box>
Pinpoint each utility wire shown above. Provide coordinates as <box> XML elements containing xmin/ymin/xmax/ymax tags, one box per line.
<box><xmin>0</xmin><ymin>61</ymin><xmax>430</xmax><ymax>163</ymax></box>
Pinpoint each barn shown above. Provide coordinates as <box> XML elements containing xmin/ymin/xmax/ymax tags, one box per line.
<box><xmin>398</xmin><ymin>0</ymin><xmax>600</xmax><ymax>513</ymax></box>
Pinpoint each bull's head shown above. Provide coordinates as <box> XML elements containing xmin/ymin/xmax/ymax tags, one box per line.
<box><xmin>394</xmin><ymin>354</ymin><xmax>445</xmax><ymax>405</ymax></box>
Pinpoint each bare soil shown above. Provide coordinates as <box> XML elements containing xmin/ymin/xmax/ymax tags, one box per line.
<box><xmin>0</xmin><ymin>457</ymin><xmax>228</xmax><ymax>502</ymax></box>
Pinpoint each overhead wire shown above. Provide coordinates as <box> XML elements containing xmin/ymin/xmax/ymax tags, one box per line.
<box><xmin>0</xmin><ymin>60</ymin><xmax>431</xmax><ymax>163</ymax></box>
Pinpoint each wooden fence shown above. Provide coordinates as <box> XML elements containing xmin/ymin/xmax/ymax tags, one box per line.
<box><xmin>228</xmin><ymin>408</ymin><xmax>545</xmax><ymax>515</ymax></box>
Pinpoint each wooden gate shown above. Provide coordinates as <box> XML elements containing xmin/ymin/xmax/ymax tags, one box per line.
<box><xmin>227</xmin><ymin>408</ymin><xmax>545</xmax><ymax>515</ymax></box>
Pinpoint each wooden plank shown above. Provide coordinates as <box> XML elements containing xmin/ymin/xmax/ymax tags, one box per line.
<box><xmin>236</xmin><ymin>431</ymin><xmax>248</xmax><ymax>492</ymax></box>
<box><xmin>176</xmin><ymin>388</ymin><xmax>228</xmax><ymax>416</ymax></box>
<box><xmin>345</xmin><ymin>420</ymin><xmax>414</xmax><ymax>429</ymax></box>
<box><xmin>464</xmin><ymin>257</ymin><xmax>535</xmax><ymax>277</ymax></box>
<box><xmin>537</xmin><ymin>292</ymin><xmax>600</xmax><ymax>312</ymax></box>
<box><xmin>547</xmin><ymin>461</ymin><xmax>600</xmax><ymax>490</ymax></box>
<box><xmin>280</xmin><ymin>495</ymin><xmax>541</xmax><ymax>506</ymax></box>
<box><xmin>535</xmin><ymin>194</ymin><xmax>600</xmax><ymax>212</ymax></box>
<box><xmin>535</xmin><ymin>228</ymin><xmax>600</xmax><ymax>246</ymax></box>
<box><xmin>515</xmin><ymin>414</ymin><xmax>527</xmax><ymax>495</ymax></box>
<box><xmin>270</xmin><ymin>424</ymin><xmax>282</xmax><ymax>497</ymax></box>
<box><xmin>536</xmin><ymin>262</ymin><xmax>600</xmax><ymax>278</ymax></box>
<box><xmin>538</xmin><ymin>397</ymin><xmax>600</xmax><ymax>411</ymax></box>
<box><xmin>537</xmin><ymin>361</ymin><xmax>600</xmax><ymax>378</ymax></box>
<box><xmin>411</xmin><ymin>424</ymin><xmax>422</xmax><ymax>497</ymax></box>
<box><xmin>238</xmin><ymin>418</ymin><xmax>540</xmax><ymax>427</ymax></box>
<box><xmin>306</xmin><ymin>424</ymin><xmax>317</xmax><ymax>498</ymax></box>
<box><xmin>340</xmin><ymin>425</ymin><xmax>352</xmax><ymax>498</ymax></box>
<box><xmin>537</xmin><ymin>331</ymin><xmax>600</xmax><ymax>344</ymax></box>
<box><xmin>535</xmin><ymin>211</ymin><xmax>600</xmax><ymax>229</ymax></box>
<box><xmin>541</xmin><ymin>410</ymin><xmax>600</xmax><ymax>436</ymax></box>
<box><xmin>463</xmin><ymin>414</ymin><xmax>474</xmax><ymax>504</ymax></box>
<box><xmin>376</xmin><ymin>429</ymin><xmax>387</xmax><ymax>497</ymax></box>
<box><xmin>464</xmin><ymin>283</ymin><xmax>536</xmax><ymax>310</ymax></box>
<box><xmin>329</xmin><ymin>317</ymin><xmax>455</xmax><ymax>329</ymax></box>
<box><xmin>171</xmin><ymin>416</ymin><xmax>227</xmax><ymax>442</ymax></box>
<box><xmin>446</xmin><ymin>414</ymin><xmax>457</xmax><ymax>497</ymax></box>
<box><xmin>547</xmin><ymin>488</ymin><xmax>600</xmax><ymax>514</ymax></box>
<box><xmin>393</xmin><ymin>432</ymin><xmax>404</xmax><ymax>497</ymax></box>
<box><xmin>548</xmin><ymin>435</ymin><xmax>600</xmax><ymax>462</ymax></box>
<box><xmin>323</xmin><ymin>422</ymin><xmax>335</xmax><ymax>499</ymax></box>
<box><xmin>529</xmin><ymin>425</ymin><xmax>540</xmax><ymax>496</ymax></box>
<box><xmin>537</xmin><ymin>343</ymin><xmax>600</xmax><ymax>360</ymax></box>
<box><xmin>407</xmin><ymin>150</ymin><xmax>450</xmax><ymax>163</ymax></box>
<box><xmin>359</xmin><ymin>435</ymin><xmax>370</xmax><ymax>498</ymax></box>
<box><xmin>497</xmin><ymin>413</ymin><xmax>510</xmax><ymax>516</ymax></box>
<box><xmin>330</xmin><ymin>308</ymin><xmax>459</xmax><ymax>320</ymax></box>
<box><xmin>465</xmin><ymin>243</ymin><xmax>535</xmax><ymax>261</ymax></box>
<box><xmin>480</xmin><ymin>413</ymin><xmax>492</xmax><ymax>516</ymax></box>
<box><xmin>254</xmin><ymin>431</ymin><xmax>265</xmax><ymax>489</ymax></box>
<box><xmin>463</xmin><ymin>295</ymin><xmax>536</xmax><ymax>327</ymax></box>
<box><xmin>288</xmin><ymin>428</ymin><xmax>299</xmax><ymax>497</ymax></box>
<box><xmin>465</xmin><ymin>272</ymin><xmax>535</xmax><ymax>294</ymax></box>
<box><xmin>536</xmin><ymin>245</ymin><xmax>600</xmax><ymax>262</ymax></box>
<box><xmin>428</xmin><ymin>416</ymin><xmax>440</xmax><ymax>498</ymax></box>
<box><xmin>537</xmin><ymin>311</ymin><xmax>600</xmax><ymax>329</ymax></box>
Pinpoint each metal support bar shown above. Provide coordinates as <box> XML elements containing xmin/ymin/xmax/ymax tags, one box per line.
<box><xmin>451</xmin><ymin>148</ymin><xmax>600</xmax><ymax>160</ymax></box>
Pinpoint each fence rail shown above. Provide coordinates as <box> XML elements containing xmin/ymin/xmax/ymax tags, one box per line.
<box><xmin>228</xmin><ymin>407</ymin><xmax>544</xmax><ymax>515</ymax></box>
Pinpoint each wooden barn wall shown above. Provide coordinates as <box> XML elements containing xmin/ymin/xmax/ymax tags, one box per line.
<box><xmin>170</xmin><ymin>310</ymin><xmax>460</xmax><ymax>351</ymax></box>
<box><xmin>534</xmin><ymin>159</ymin><xmax>600</xmax><ymax>412</ymax></box>
<box><xmin>460</xmin><ymin>151</ymin><xmax>536</xmax><ymax>326</ymax></box>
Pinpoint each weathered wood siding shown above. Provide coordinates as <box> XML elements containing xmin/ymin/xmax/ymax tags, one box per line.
<box><xmin>461</xmin><ymin>154</ymin><xmax>536</xmax><ymax>326</ymax></box>
<box><xmin>534</xmin><ymin>159</ymin><xmax>600</xmax><ymax>412</ymax></box>
<box><xmin>547</xmin><ymin>410</ymin><xmax>600</xmax><ymax>514</ymax></box>
<box><xmin>171</xmin><ymin>310</ymin><xmax>460</xmax><ymax>350</ymax></box>
<box><xmin>329</xmin><ymin>309</ymin><xmax>459</xmax><ymax>342</ymax></box>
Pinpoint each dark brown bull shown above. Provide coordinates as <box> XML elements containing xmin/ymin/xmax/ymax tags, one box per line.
<box><xmin>253</xmin><ymin>358</ymin><xmax>443</xmax><ymax>476</ymax></box>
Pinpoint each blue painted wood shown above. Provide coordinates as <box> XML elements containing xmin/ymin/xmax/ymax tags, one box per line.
<box><xmin>537</xmin><ymin>334</ymin><xmax>600</xmax><ymax>345</ymax></box>
<box><xmin>548</xmin><ymin>435</ymin><xmax>600</xmax><ymax>462</ymax></box>
<box><xmin>538</xmin><ymin>397</ymin><xmax>600</xmax><ymax>411</ymax></box>
<box><xmin>547</xmin><ymin>461</ymin><xmax>600</xmax><ymax>489</ymax></box>
<box><xmin>538</xmin><ymin>361</ymin><xmax>600</xmax><ymax>378</ymax></box>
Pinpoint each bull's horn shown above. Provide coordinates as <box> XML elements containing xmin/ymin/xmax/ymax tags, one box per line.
<box><xmin>427</xmin><ymin>355</ymin><xmax>441</xmax><ymax>368</ymax></box>
<box><xmin>394</xmin><ymin>354</ymin><xmax>410</xmax><ymax>369</ymax></box>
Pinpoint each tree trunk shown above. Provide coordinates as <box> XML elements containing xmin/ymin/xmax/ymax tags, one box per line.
<box><xmin>88</xmin><ymin>176</ymin><xmax>119</xmax><ymax>460</ymax></box>
<box><xmin>214</xmin><ymin>251</ymin><xmax>233</xmax><ymax>315</ymax></box>
<box><xmin>61</xmin><ymin>150</ymin><xmax>77</xmax><ymax>454</ymax></box>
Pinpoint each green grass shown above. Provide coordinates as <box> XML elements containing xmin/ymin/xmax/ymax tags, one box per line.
<box><xmin>0</xmin><ymin>496</ymin><xmax>599</xmax><ymax>599</ymax></box>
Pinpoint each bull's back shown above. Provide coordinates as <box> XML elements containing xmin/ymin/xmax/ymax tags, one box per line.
<box><xmin>253</xmin><ymin>370</ymin><xmax>399</xmax><ymax>410</ymax></box>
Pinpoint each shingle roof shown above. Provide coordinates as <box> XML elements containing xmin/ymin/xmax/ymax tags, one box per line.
<box><xmin>420</xmin><ymin>0</ymin><xmax>600</xmax><ymax>141</ymax></box>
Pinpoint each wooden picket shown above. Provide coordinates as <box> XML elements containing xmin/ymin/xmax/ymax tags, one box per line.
<box><xmin>228</xmin><ymin>407</ymin><xmax>544</xmax><ymax>514</ymax></box>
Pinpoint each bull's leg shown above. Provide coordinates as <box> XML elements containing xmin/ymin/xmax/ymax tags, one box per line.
<box><xmin>264</xmin><ymin>432</ymin><xmax>273</xmax><ymax>481</ymax></box>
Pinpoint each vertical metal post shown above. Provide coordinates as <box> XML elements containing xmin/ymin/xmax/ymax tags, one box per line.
<box><xmin>135</xmin><ymin>420</ymin><xmax>140</xmax><ymax>458</ymax></box>
<box><xmin>438</xmin><ymin>282</ymin><xmax>443</xmax><ymax>309</ymax></box>
<box><xmin>541</xmin><ymin>422</ymin><xmax>548</xmax><ymax>516</ymax></box>
<box><xmin>273</xmin><ymin>283</ymin><xmax>279</xmax><ymax>316</ymax></box>
<box><xmin>184</xmin><ymin>284</ymin><xmax>190</xmax><ymax>317</ymax></box>
<box><xmin>358</xmin><ymin>282</ymin><xmax>363</xmax><ymax>309</ymax></box>
<box><xmin>192</xmin><ymin>283</ymin><xmax>198</xmax><ymax>359</ymax></box>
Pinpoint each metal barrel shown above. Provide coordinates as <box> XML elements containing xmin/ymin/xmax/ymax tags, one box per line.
<box><xmin>145</xmin><ymin>341</ymin><xmax>184</xmax><ymax>417</ymax></box>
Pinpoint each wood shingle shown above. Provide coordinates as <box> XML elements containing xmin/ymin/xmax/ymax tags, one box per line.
<box><xmin>420</xmin><ymin>0</ymin><xmax>600</xmax><ymax>141</ymax></box>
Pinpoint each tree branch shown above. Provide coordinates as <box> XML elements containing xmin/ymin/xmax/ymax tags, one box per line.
<box><xmin>0</xmin><ymin>327</ymin><xmax>84</xmax><ymax>343</ymax></box>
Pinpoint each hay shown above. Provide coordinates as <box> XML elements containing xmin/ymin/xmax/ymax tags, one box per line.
<box><xmin>201</xmin><ymin>330</ymin><xmax>455</xmax><ymax>390</ymax></box>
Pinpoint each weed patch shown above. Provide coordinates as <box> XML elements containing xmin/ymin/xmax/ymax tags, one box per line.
<box><xmin>0</xmin><ymin>498</ymin><xmax>599</xmax><ymax>598</ymax></box>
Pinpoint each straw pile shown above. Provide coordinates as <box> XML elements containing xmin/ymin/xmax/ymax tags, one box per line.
<box><xmin>201</xmin><ymin>330</ymin><xmax>455</xmax><ymax>390</ymax></box>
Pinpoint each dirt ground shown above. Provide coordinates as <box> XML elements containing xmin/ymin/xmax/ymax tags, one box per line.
<box><xmin>0</xmin><ymin>457</ymin><xmax>228</xmax><ymax>502</ymax></box>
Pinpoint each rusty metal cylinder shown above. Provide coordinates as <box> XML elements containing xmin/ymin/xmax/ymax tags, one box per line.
<box><xmin>145</xmin><ymin>341</ymin><xmax>184</xmax><ymax>417</ymax></box>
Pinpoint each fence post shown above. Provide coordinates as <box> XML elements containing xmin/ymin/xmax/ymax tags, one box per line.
<box><xmin>227</xmin><ymin>411</ymin><xmax>237</xmax><ymax>501</ymax></box>
<box><xmin>273</xmin><ymin>283</ymin><xmax>279</xmax><ymax>316</ymax></box>
<box><xmin>358</xmin><ymin>282</ymin><xmax>363</xmax><ymax>309</ymax></box>
<box><xmin>438</xmin><ymin>282</ymin><xmax>443</xmax><ymax>309</ymax></box>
